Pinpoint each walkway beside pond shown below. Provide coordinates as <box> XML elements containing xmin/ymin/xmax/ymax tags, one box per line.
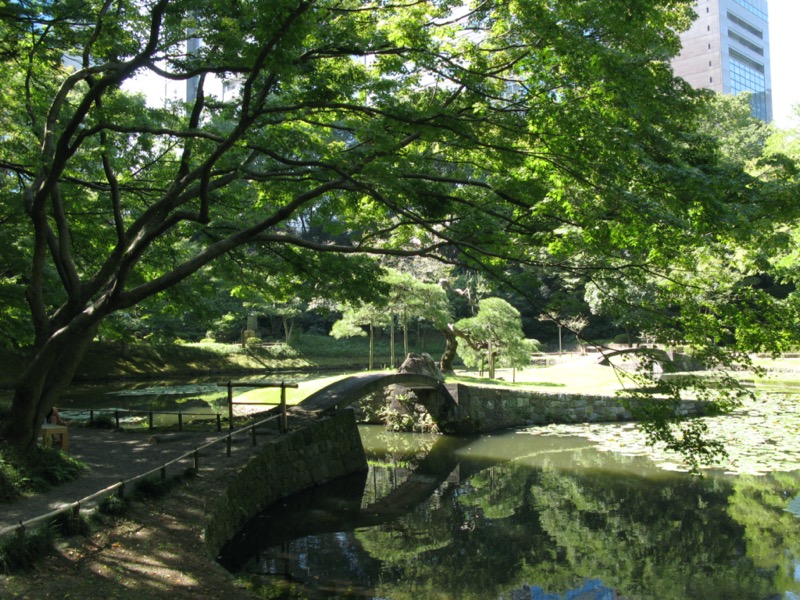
<box><xmin>0</xmin><ymin>426</ymin><xmax>279</xmax><ymax>531</ymax></box>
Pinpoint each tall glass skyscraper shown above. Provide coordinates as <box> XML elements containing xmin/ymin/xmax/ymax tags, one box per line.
<box><xmin>672</xmin><ymin>0</ymin><xmax>772</xmax><ymax>122</ymax></box>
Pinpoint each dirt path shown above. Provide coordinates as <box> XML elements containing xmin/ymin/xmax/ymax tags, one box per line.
<box><xmin>1</xmin><ymin>425</ymin><xmax>286</xmax><ymax>599</ymax></box>
<box><xmin>1</xmin><ymin>427</ymin><xmax>244</xmax><ymax>530</ymax></box>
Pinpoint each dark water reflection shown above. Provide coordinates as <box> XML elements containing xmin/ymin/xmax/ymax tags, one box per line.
<box><xmin>218</xmin><ymin>426</ymin><xmax>800</xmax><ymax>600</ymax></box>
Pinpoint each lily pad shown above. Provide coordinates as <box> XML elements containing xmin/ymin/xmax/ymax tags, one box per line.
<box><xmin>521</xmin><ymin>392</ymin><xmax>800</xmax><ymax>476</ymax></box>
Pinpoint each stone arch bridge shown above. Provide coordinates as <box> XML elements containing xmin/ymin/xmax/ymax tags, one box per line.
<box><xmin>295</xmin><ymin>372</ymin><xmax>460</xmax><ymax>431</ymax></box>
<box><xmin>288</xmin><ymin>370</ymin><xmax>710</xmax><ymax>435</ymax></box>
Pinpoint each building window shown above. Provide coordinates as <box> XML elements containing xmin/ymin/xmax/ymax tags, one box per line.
<box><xmin>727</xmin><ymin>11</ymin><xmax>763</xmax><ymax>39</ymax></box>
<box><xmin>729</xmin><ymin>48</ymin><xmax>764</xmax><ymax>73</ymax></box>
<box><xmin>729</xmin><ymin>52</ymin><xmax>768</xmax><ymax>121</ymax></box>
<box><xmin>728</xmin><ymin>29</ymin><xmax>764</xmax><ymax>55</ymax></box>
<box><xmin>731</xmin><ymin>0</ymin><xmax>768</xmax><ymax>22</ymax></box>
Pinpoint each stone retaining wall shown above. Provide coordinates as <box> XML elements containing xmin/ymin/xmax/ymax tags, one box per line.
<box><xmin>203</xmin><ymin>408</ymin><xmax>367</xmax><ymax>556</ymax></box>
<box><xmin>441</xmin><ymin>384</ymin><xmax>709</xmax><ymax>434</ymax></box>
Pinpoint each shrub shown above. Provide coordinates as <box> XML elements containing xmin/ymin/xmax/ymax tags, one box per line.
<box><xmin>0</xmin><ymin>449</ymin><xmax>24</xmax><ymax>502</ymax></box>
<box><xmin>98</xmin><ymin>494</ymin><xmax>128</xmax><ymax>517</ymax></box>
<box><xmin>88</xmin><ymin>413</ymin><xmax>116</xmax><ymax>429</ymax></box>
<box><xmin>130</xmin><ymin>468</ymin><xmax>194</xmax><ymax>502</ymax></box>
<box><xmin>186</xmin><ymin>341</ymin><xmax>245</xmax><ymax>355</ymax></box>
<box><xmin>379</xmin><ymin>394</ymin><xmax>439</xmax><ymax>433</ymax></box>
<box><xmin>131</xmin><ymin>476</ymin><xmax>171</xmax><ymax>500</ymax></box>
<box><xmin>247</xmin><ymin>342</ymin><xmax>299</xmax><ymax>359</ymax></box>
<box><xmin>0</xmin><ymin>527</ymin><xmax>54</xmax><ymax>573</ymax></box>
<box><xmin>0</xmin><ymin>444</ymin><xmax>85</xmax><ymax>501</ymax></box>
<box><xmin>51</xmin><ymin>512</ymin><xmax>90</xmax><ymax>537</ymax></box>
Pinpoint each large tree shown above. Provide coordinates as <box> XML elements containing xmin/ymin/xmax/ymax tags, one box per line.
<box><xmin>0</xmin><ymin>0</ymin><xmax>791</xmax><ymax>452</ymax></box>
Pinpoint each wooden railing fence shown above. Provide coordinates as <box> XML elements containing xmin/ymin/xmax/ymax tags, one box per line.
<box><xmin>0</xmin><ymin>398</ymin><xmax>291</xmax><ymax>544</ymax></box>
<box><xmin>66</xmin><ymin>408</ymin><xmax>223</xmax><ymax>432</ymax></box>
<box><xmin>220</xmin><ymin>380</ymin><xmax>299</xmax><ymax>432</ymax></box>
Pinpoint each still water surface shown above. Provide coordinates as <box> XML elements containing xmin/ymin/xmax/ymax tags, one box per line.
<box><xmin>219</xmin><ymin>425</ymin><xmax>800</xmax><ymax>600</ymax></box>
<box><xmin>50</xmin><ymin>373</ymin><xmax>332</xmax><ymax>427</ymax></box>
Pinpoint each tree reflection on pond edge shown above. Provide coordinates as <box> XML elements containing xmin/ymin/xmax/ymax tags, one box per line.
<box><xmin>218</xmin><ymin>426</ymin><xmax>800</xmax><ymax>600</ymax></box>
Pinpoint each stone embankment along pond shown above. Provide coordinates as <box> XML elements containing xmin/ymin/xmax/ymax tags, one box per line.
<box><xmin>437</xmin><ymin>384</ymin><xmax>708</xmax><ymax>434</ymax></box>
<box><xmin>203</xmin><ymin>408</ymin><xmax>367</xmax><ymax>557</ymax></box>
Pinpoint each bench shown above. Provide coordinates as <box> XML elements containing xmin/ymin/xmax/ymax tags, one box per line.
<box><xmin>41</xmin><ymin>424</ymin><xmax>69</xmax><ymax>451</ymax></box>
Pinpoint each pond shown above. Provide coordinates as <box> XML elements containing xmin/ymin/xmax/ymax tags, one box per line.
<box><xmin>218</xmin><ymin>425</ymin><xmax>800</xmax><ymax>600</ymax></box>
<box><xmin>44</xmin><ymin>372</ymin><xmax>340</xmax><ymax>428</ymax></box>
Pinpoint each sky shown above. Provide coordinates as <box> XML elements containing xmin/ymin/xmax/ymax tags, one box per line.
<box><xmin>768</xmin><ymin>0</ymin><xmax>800</xmax><ymax>128</ymax></box>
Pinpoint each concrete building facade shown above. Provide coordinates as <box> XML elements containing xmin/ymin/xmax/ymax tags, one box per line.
<box><xmin>672</xmin><ymin>0</ymin><xmax>772</xmax><ymax>121</ymax></box>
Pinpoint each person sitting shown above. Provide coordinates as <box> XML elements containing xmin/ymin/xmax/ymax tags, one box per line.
<box><xmin>43</xmin><ymin>407</ymin><xmax>70</xmax><ymax>449</ymax></box>
<box><xmin>46</xmin><ymin>406</ymin><xmax>69</xmax><ymax>426</ymax></box>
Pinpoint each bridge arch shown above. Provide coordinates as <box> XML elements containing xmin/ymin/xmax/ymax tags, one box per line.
<box><xmin>297</xmin><ymin>372</ymin><xmax>452</xmax><ymax>422</ymax></box>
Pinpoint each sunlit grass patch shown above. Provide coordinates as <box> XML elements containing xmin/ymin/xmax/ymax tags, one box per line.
<box><xmin>454</xmin><ymin>356</ymin><xmax>626</xmax><ymax>395</ymax></box>
<box><xmin>233</xmin><ymin>373</ymin><xmax>354</xmax><ymax>407</ymax></box>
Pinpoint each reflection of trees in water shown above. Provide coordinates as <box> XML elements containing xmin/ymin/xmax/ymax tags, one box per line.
<box><xmin>358</xmin><ymin>460</ymin><xmax>793</xmax><ymax>600</ymax></box>
<box><xmin>225</xmin><ymin>437</ymin><xmax>799</xmax><ymax>600</ymax></box>
<box><xmin>727</xmin><ymin>471</ymin><xmax>800</xmax><ymax>596</ymax></box>
<box><xmin>528</xmin><ymin>467</ymin><xmax>777</xmax><ymax>599</ymax></box>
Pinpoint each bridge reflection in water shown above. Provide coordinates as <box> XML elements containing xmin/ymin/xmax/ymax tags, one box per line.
<box><xmin>217</xmin><ymin>433</ymin><xmax>475</xmax><ymax>568</ymax></box>
<box><xmin>217</xmin><ymin>426</ymin><xmax>797</xmax><ymax>599</ymax></box>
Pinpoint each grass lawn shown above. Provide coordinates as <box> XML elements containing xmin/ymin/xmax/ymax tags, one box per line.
<box><xmin>453</xmin><ymin>355</ymin><xmax>631</xmax><ymax>396</ymax></box>
<box><xmin>231</xmin><ymin>356</ymin><xmax>633</xmax><ymax>409</ymax></box>
<box><xmin>232</xmin><ymin>373</ymin><xmax>354</xmax><ymax>407</ymax></box>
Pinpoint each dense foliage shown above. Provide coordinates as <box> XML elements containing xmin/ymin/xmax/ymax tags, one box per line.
<box><xmin>0</xmin><ymin>0</ymin><xmax>798</xmax><ymax>459</ymax></box>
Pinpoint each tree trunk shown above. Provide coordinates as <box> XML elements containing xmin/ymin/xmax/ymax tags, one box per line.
<box><xmin>390</xmin><ymin>316</ymin><xmax>395</xmax><ymax>367</ymax></box>
<box><xmin>403</xmin><ymin>321</ymin><xmax>409</xmax><ymax>359</ymax></box>
<box><xmin>1</xmin><ymin>322</ymin><xmax>98</xmax><ymax>450</ymax></box>
<box><xmin>369</xmin><ymin>323</ymin><xmax>374</xmax><ymax>370</ymax></box>
<box><xmin>283</xmin><ymin>317</ymin><xmax>294</xmax><ymax>344</ymax></box>
<box><xmin>439</xmin><ymin>325</ymin><xmax>457</xmax><ymax>373</ymax></box>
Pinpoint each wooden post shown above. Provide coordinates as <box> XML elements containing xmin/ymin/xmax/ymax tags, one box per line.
<box><xmin>160</xmin><ymin>465</ymin><xmax>167</xmax><ymax>481</ymax></box>
<box><xmin>216</xmin><ymin>413</ymin><xmax>221</xmax><ymax>432</ymax></box>
<box><xmin>178</xmin><ymin>413</ymin><xmax>183</xmax><ymax>432</ymax></box>
<box><xmin>148</xmin><ymin>411</ymin><xmax>154</xmax><ymax>430</ymax></box>
<box><xmin>227</xmin><ymin>381</ymin><xmax>234</xmax><ymax>431</ymax></box>
<box><xmin>251</xmin><ymin>425</ymin><xmax>257</xmax><ymax>446</ymax></box>
<box><xmin>194</xmin><ymin>449</ymin><xmax>199</xmax><ymax>471</ymax></box>
<box><xmin>89</xmin><ymin>409</ymin><xmax>94</xmax><ymax>426</ymax></box>
<box><xmin>115</xmin><ymin>410</ymin><xmax>120</xmax><ymax>430</ymax></box>
<box><xmin>280</xmin><ymin>382</ymin><xmax>287</xmax><ymax>434</ymax></box>
<box><xmin>226</xmin><ymin>434</ymin><xmax>232</xmax><ymax>457</ymax></box>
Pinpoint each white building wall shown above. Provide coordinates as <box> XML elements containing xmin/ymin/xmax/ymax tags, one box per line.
<box><xmin>672</xmin><ymin>0</ymin><xmax>772</xmax><ymax>121</ymax></box>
